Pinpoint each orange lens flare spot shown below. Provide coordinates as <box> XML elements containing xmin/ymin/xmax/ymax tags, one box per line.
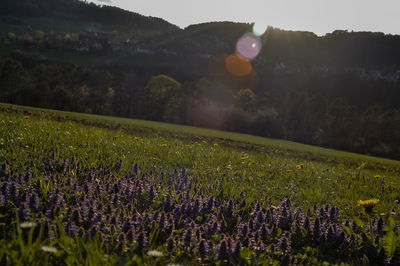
<box><xmin>225</xmin><ymin>54</ymin><xmax>253</xmax><ymax>77</ymax></box>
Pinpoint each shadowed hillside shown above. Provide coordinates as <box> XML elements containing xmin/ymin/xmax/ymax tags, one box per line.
<box><xmin>0</xmin><ymin>0</ymin><xmax>179</xmax><ymax>32</ymax></box>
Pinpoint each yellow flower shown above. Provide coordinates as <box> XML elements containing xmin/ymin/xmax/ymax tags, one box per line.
<box><xmin>296</xmin><ymin>163</ymin><xmax>304</xmax><ymax>170</ymax></box>
<box><xmin>226</xmin><ymin>165</ymin><xmax>232</xmax><ymax>171</ymax></box>
<box><xmin>161</xmin><ymin>143</ymin><xmax>167</xmax><ymax>147</ymax></box>
<box><xmin>24</xmin><ymin>116</ymin><xmax>30</xmax><ymax>119</ymax></box>
<box><xmin>374</xmin><ymin>174</ymin><xmax>382</xmax><ymax>179</ymax></box>
<box><xmin>213</xmin><ymin>143</ymin><xmax>219</xmax><ymax>147</ymax></box>
<box><xmin>202</xmin><ymin>140</ymin><xmax>207</xmax><ymax>144</ymax></box>
<box><xmin>134</xmin><ymin>136</ymin><xmax>142</xmax><ymax>141</ymax></box>
<box><xmin>358</xmin><ymin>198</ymin><xmax>379</xmax><ymax>213</ymax></box>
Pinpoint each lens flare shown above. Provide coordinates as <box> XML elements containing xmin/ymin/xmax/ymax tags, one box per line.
<box><xmin>252</xmin><ymin>22</ymin><xmax>268</xmax><ymax>36</ymax></box>
<box><xmin>225</xmin><ymin>54</ymin><xmax>253</xmax><ymax>77</ymax></box>
<box><xmin>235</xmin><ymin>33</ymin><xmax>262</xmax><ymax>61</ymax></box>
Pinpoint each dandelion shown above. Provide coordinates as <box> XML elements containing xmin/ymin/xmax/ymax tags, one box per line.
<box><xmin>226</xmin><ymin>165</ymin><xmax>233</xmax><ymax>171</ymax></box>
<box><xmin>374</xmin><ymin>174</ymin><xmax>382</xmax><ymax>179</ymax></box>
<box><xmin>213</xmin><ymin>143</ymin><xmax>219</xmax><ymax>147</ymax></box>
<box><xmin>296</xmin><ymin>163</ymin><xmax>304</xmax><ymax>170</ymax></box>
<box><xmin>202</xmin><ymin>140</ymin><xmax>207</xmax><ymax>144</ymax></box>
<box><xmin>358</xmin><ymin>198</ymin><xmax>379</xmax><ymax>213</ymax></box>
<box><xmin>20</xmin><ymin>222</ymin><xmax>37</xmax><ymax>229</ymax></box>
<box><xmin>161</xmin><ymin>144</ymin><xmax>167</xmax><ymax>147</ymax></box>
<box><xmin>24</xmin><ymin>116</ymin><xmax>30</xmax><ymax>119</ymax></box>
<box><xmin>147</xmin><ymin>250</ymin><xmax>163</xmax><ymax>257</ymax></box>
<box><xmin>41</xmin><ymin>246</ymin><xmax>57</xmax><ymax>253</ymax></box>
<box><xmin>134</xmin><ymin>136</ymin><xmax>141</xmax><ymax>141</ymax></box>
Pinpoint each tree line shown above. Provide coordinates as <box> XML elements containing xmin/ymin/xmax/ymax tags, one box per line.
<box><xmin>1</xmin><ymin>53</ymin><xmax>400</xmax><ymax>160</ymax></box>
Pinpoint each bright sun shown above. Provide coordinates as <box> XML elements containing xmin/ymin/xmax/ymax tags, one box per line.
<box><xmin>252</xmin><ymin>21</ymin><xmax>268</xmax><ymax>36</ymax></box>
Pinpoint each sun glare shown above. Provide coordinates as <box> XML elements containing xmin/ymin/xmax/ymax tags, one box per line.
<box><xmin>235</xmin><ymin>33</ymin><xmax>262</xmax><ymax>61</ymax></box>
<box><xmin>225</xmin><ymin>54</ymin><xmax>253</xmax><ymax>77</ymax></box>
<box><xmin>252</xmin><ymin>22</ymin><xmax>268</xmax><ymax>36</ymax></box>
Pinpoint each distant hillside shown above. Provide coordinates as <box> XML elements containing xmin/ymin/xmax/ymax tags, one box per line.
<box><xmin>259</xmin><ymin>29</ymin><xmax>400</xmax><ymax>68</ymax></box>
<box><xmin>2</xmin><ymin>0</ymin><xmax>400</xmax><ymax>69</ymax></box>
<box><xmin>0</xmin><ymin>0</ymin><xmax>179</xmax><ymax>33</ymax></box>
<box><xmin>184</xmin><ymin>22</ymin><xmax>251</xmax><ymax>43</ymax></box>
<box><xmin>176</xmin><ymin>23</ymin><xmax>400</xmax><ymax>69</ymax></box>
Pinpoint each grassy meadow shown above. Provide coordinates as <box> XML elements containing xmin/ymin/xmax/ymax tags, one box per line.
<box><xmin>0</xmin><ymin>103</ymin><xmax>399</xmax><ymax>265</ymax></box>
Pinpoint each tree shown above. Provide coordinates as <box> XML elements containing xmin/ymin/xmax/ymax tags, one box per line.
<box><xmin>235</xmin><ymin>88</ymin><xmax>256</xmax><ymax>112</ymax></box>
<box><xmin>326</xmin><ymin>98</ymin><xmax>357</xmax><ymax>150</ymax></box>
<box><xmin>112</xmin><ymin>30</ymin><xmax>119</xmax><ymax>38</ymax></box>
<box><xmin>33</xmin><ymin>30</ymin><xmax>44</xmax><ymax>40</ymax></box>
<box><xmin>0</xmin><ymin>58</ymin><xmax>31</xmax><ymax>103</ymax></box>
<box><xmin>145</xmin><ymin>74</ymin><xmax>182</xmax><ymax>120</ymax></box>
<box><xmin>51</xmin><ymin>85</ymin><xmax>73</xmax><ymax>111</ymax></box>
<box><xmin>7</xmin><ymin>32</ymin><xmax>16</xmax><ymax>41</ymax></box>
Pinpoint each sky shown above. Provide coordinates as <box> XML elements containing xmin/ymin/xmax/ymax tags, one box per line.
<box><xmin>92</xmin><ymin>0</ymin><xmax>400</xmax><ymax>36</ymax></box>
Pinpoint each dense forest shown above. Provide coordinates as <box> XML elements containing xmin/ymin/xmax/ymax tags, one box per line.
<box><xmin>0</xmin><ymin>0</ymin><xmax>178</xmax><ymax>32</ymax></box>
<box><xmin>1</xmin><ymin>0</ymin><xmax>400</xmax><ymax>160</ymax></box>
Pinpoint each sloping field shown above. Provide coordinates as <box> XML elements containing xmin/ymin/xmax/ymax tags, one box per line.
<box><xmin>0</xmin><ymin>103</ymin><xmax>399</xmax><ymax>265</ymax></box>
<box><xmin>2</xmin><ymin>103</ymin><xmax>399</xmax><ymax>169</ymax></box>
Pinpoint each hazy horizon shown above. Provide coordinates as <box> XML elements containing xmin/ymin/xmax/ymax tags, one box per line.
<box><xmin>91</xmin><ymin>0</ymin><xmax>400</xmax><ymax>36</ymax></box>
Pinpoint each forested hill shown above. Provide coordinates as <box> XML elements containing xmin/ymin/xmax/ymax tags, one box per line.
<box><xmin>178</xmin><ymin>22</ymin><xmax>400</xmax><ymax>68</ymax></box>
<box><xmin>2</xmin><ymin>0</ymin><xmax>400</xmax><ymax>68</ymax></box>
<box><xmin>0</xmin><ymin>0</ymin><xmax>179</xmax><ymax>32</ymax></box>
<box><xmin>260</xmin><ymin>29</ymin><xmax>400</xmax><ymax>68</ymax></box>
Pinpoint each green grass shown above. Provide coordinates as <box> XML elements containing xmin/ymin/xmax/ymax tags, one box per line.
<box><xmin>2</xmin><ymin>103</ymin><xmax>399</xmax><ymax>170</ymax></box>
<box><xmin>1</xmin><ymin>103</ymin><xmax>399</xmax><ymax>218</ymax></box>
